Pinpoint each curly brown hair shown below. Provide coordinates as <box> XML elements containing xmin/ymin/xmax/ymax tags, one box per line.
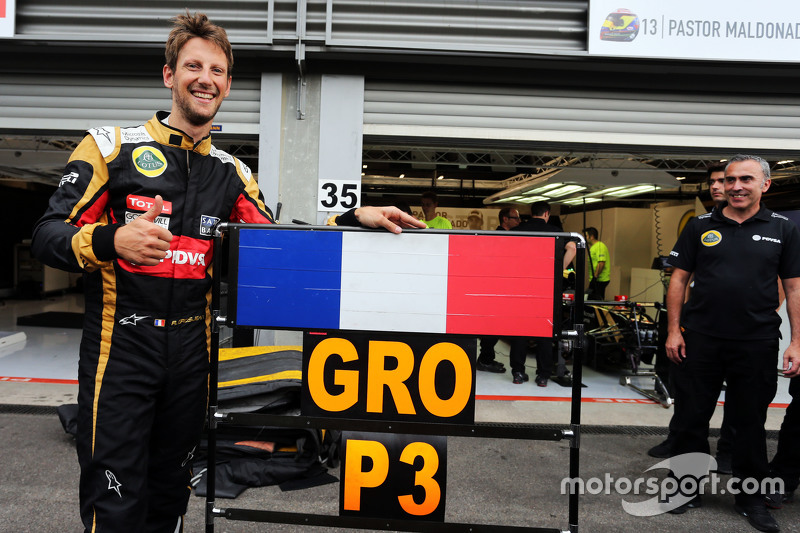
<box><xmin>165</xmin><ymin>11</ymin><xmax>233</xmax><ymax>75</ymax></box>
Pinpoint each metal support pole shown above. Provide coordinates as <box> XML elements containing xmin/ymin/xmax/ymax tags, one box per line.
<box><xmin>205</xmin><ymin>226</ymin><xmax>226</xmax><ymax>533</ymax></box>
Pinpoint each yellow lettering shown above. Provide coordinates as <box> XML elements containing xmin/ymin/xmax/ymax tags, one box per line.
<box><xmin>308</xmin><ymin>337</ymin><xmax>359</xmax><ymax>412</ymax></box>
<box><xmin>418</xmin><ymin>343</ymin><xmax>472</xmax><ymax>418</ymax></box>
<box><xmin>398</xmin><ymin>442</ymin><xmax>441</xmax><ymax>515</ymax></box>
<box><xmin>366</xmin><ymin>341</ymin><xmax>416</xmax><ymax>414</ymax></box>
<box><xmin>343</xmin><ymin>440</ymin><xmax>390</xmax><ymax>511</ymax></box>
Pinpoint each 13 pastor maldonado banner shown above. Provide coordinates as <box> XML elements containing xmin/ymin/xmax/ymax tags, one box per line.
<box><xmin>588</xmin><ymin>0</ymin><xmax>800</xmax><ymax>62</ymax></box>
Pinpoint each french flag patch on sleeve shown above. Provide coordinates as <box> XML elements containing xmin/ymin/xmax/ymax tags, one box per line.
<box><xmin>154</xmin><ymin>319</ymin><xmax>165</xmax><ymax>327</ymax></box>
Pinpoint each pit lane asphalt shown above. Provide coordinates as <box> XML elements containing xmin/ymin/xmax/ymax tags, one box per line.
<box><xmin>2</xmin><ymin>406</ymin><xmax>796</xmax><ymax>533</ymax></box>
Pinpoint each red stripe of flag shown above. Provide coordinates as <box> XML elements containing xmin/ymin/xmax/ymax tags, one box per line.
<box><xmin>445</xmin><ymin>234</ymin><xmax>555</xmax><ymax>337</ymax></box>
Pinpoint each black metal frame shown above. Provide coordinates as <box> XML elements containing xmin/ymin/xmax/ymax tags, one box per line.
<box><xmin>206</xmin><ymin>224</ymin><xmax>587</xmax><ymax>533</ymax></box>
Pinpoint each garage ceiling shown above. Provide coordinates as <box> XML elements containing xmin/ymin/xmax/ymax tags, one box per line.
<box><xmin>4</xmin><ymin>134</ymin><xmax>800</xmax><ymax>212</ymax></box>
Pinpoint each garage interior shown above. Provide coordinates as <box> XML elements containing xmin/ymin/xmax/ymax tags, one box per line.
<box><xmin>4</xmin><ymin>133</ymin><xmax>800</xmax><ymax>297</ymax></box>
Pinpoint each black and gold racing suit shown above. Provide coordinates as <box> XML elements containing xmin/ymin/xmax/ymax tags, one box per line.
<box><xmin>32</xmin><ymin>111</ymin><xmax>274</xmax><ymax>532</ymax></box>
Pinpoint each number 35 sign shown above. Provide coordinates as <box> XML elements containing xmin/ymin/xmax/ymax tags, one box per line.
<box><xmin>318</xmin><ymin>180</ymin><xmax>361</xmax><ymax>212</ymax></box>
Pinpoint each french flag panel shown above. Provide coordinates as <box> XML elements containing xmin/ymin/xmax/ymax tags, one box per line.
<box><xmin>339</xmin><ymin>233</ymin><xmax>449</xmax><ymax>333</ymax></box>
<box><xmin>237</xmin><ymin>229</ymin><xmax>344</xmax><ymax>330</ymax></box>
<box><xmin>235</xmin><ymin>228</ymin><xmax>556</xmax><ymax>337</ymax></box>
<box><xmin>446</xmin><ymin>235</ymin><xmax>554</xmax><ymax>337</ymax></box>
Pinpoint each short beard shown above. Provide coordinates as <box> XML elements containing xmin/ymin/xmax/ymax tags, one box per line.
<box><xmin>174</xmin><ymin>89</ymin><xmax>222</xmax><ymax>127</ymax></box>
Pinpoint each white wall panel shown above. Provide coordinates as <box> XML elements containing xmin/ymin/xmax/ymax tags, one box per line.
<box><xmin>0</xmin><ymin>74</ymin><xmax>261</xmax><ymax>135</ymax></box>
<box><xmin>15</xmin><ymin>0</ymin><xmax>272</xmax><ymax>43</ymax></box>
<box><xmin>363</xmin><ymin>82</ymin><xmax>800</xmax><ymax>151</ymax></box>
<box><xmin>325</xmin><ymin>0</ymin><xmax>587</xmax><ymax>53</ymax></box>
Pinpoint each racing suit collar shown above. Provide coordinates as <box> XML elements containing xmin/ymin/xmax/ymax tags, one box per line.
<box><xmin>147</xmin><ymin>111</ymin><xmax>213</xmax><ymax>155</ymax></box>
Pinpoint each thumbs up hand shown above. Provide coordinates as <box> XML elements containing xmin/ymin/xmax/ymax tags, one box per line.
<box><xmin>114</xmin><ymin>194</ymin><xmax>174</xmax><ymax>265</ymax></box>
<box><xmin>140</xmin><ymin>194</ymin><xmax>164</xmax><ymax>224</ymax></box>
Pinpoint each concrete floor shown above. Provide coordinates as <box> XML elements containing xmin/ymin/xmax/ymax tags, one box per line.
<box><xmin>0</xmin><ymin>292</ymin><xmax>796</xmax><ymax>532</ymax></box>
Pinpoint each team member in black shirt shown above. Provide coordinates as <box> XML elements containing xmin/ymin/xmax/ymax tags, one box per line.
<box><xmin>665</xmin><ymin>155</ymin><xmax>800</xmax><ymax>531</ymax></box>
<box><xmin>509</xmin><ymin>202</ymin><xmax>576</xmax><ymax>386</ymax></box>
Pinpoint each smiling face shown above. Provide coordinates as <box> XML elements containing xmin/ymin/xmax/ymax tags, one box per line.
<box><xmin>724</xmin><ymin>160</ymin><xmax>770</xmax><ymax>218</ymax></box>
<box><xmin>163</xmin><ymin>37</ymin><xmax>231</xmax><ymax>139</ymax></box>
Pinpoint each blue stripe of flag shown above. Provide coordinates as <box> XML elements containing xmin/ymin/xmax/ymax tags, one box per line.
<box><xmin>236</xmin><ymin>229</ymin><xmax>342</xmax><ymax>329</ymax></box>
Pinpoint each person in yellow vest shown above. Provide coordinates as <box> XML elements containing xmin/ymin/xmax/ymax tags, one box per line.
<box><xmin>583</xmin><ymin>226</ymin><xmax>610</xmax><ymax>300</ymax></box>
<box><xmin>420</xmin><ymin>191</ymin><xmax>452</xmax><ymax>229</ymax></box>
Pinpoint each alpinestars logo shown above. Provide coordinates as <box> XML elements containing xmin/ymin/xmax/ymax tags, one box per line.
<box><xmin>95</xmin><ymin>128</ymin><xmax>113</xmax><ymax>145</ymax></box>
<box><xmin>106</xmin><ymin>470</ymin><xmax>122</xmax><ymax>498</ymax></box>
<box><xmin>118</xmin><ymin>313</ymin><xmax>149</xmax><ymax>326</ymax></box>
<box><xmin>182</xmin><ymin>446</ymin><xmax>197</xmax><ymax>468</ymax></box>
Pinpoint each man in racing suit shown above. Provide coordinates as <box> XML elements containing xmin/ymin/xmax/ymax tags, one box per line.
<box><xmin>31</xmin><ymin>12</ymin><xmax>422</xmax><ymax>533</ymax></box>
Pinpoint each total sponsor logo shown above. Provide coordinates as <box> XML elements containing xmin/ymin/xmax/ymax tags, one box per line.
<box><xmin>127</xmin><ymin>195</ymin><xmax>173</xmax><ymax>214</ymax></box>
<box><xmin>752</xmin><ymin>234</ymin><xmax>782</xmax><ymax>244</ymax></box>
<box><xmin>126</xmin><ymin>195</ymin><xmax>172</xmax><ymax>230</ymax></box>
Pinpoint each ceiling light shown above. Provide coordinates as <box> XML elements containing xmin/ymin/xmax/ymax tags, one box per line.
<box><xmin>545</xmin><ymin>185</ymin><xmax>586</xmax><ymax>198</ymax></box>
<box><xmin>398</xmin><ymin>173</ymin><xmax>405</xmax><ymax>179</ymax></box>
<box><xmin>362</xmin><ymin>164</ymin><xmax>368</xmax><ymax>169</ymax></box>
<box><xmin>437</xmin><ymin>175</ymin><xmax>444</xmax><ymax>180</ymax></box>
<box><xmin>777</xmin><ymin>160</ymin><xmax>795</xmax><ymax>165</ymax></box>
<box><xmin>523</xmin><ymin>182</ymin><xmax>565</xmax><ymax>196</ymax></box>
<box><xmin>502</xmin><ymin>195</ymin><xmax>526</xmax><ymax>202</ymax></box>
<box><xmin>561</xmin><ymin>197</ymin><xmax>602</xmax><ymax>205</ymax></box>
<box><xmin>483</xmin><ymin>159</ymin><xmax>680</xmax><ymax>206</ymax></box>
<box><xmin>676</xmin><ymin>176</ymin><xmax>685</xmax><ymax>181</ymax></box>
<box><xmin>586</xmin><ymin>186</ymin><xmax>627</xmax><ymax>196</ymax></box>
<box><xmin>605</xmin><ymin>185</ymin><xmax>660</xmax><ymax>197</ymax></box>
<box><xmin>517</xmin><ymin>195</ymin><xmax>551</xmax><ymax>203</ymax></box>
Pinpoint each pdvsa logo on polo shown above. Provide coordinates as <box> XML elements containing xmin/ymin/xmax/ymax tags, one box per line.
<box><xmin>701</xmin><ymin>230</ymin><xmax>722</xmax><ymax>247</ymax></box>
<box><xmin>753</xmin><ymin>235</ymin><xmax>781</xmax><ymax>244</ymax></box>
<box><xmin>132</xmin><ymin>146</ymin><xmax>167</xmax><ymax>177</ymax></box>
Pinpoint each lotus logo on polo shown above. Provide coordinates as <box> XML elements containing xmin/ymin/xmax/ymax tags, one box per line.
<box><xmin>132</xmin><ymin>146</ymin><xmax>167</xmax><ymax>177</ymax></box>
<box><xmin>160</xmin><ymin>249</ymin><xmax>206</xmax><ymax>266</ymax></box>
<box><xmin>701</xmin><ymin>230</ymin><xmax>722</xmax><ymax>246</ymax></box>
